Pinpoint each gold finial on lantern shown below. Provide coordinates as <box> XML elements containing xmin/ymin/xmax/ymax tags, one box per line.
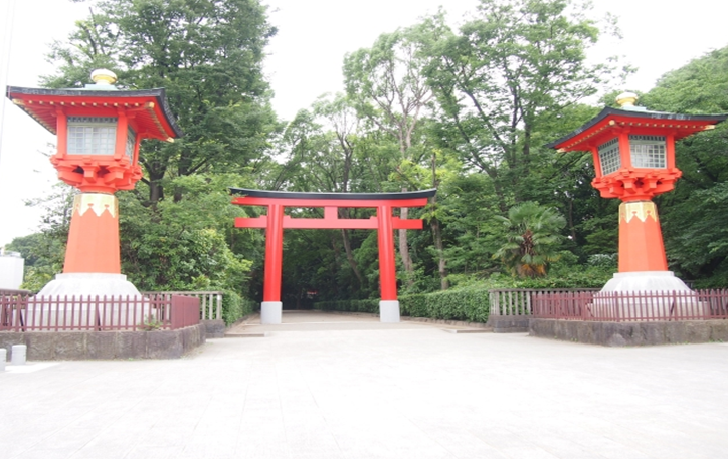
<box><xmin>616</xmin><ymin>91</ymin><xmax>639</xmax><ymax>108</ymax></box>
<box><xmin>91</xmin><ymin>69</ymin><xmax>118</xmax><ymax>85</ymax></box>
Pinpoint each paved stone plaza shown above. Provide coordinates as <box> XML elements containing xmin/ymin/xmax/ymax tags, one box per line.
<box><xmin>2</xmin><ymin>311</ymin><xmax>728</xmax><ymax>459</ymax></box>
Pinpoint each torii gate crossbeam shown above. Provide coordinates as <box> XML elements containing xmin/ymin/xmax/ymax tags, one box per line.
<box><xmin>230</xmin><ymin>188</ymin><xmax>436</xmax><ymax>324</ymax></box>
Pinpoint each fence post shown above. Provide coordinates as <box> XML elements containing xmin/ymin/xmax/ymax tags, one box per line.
<box><xmin>489</xmin><ymin>292</ymin><xmax>500</xmax><ymax>316</ymax></box>
<box><xmin>216</xmin><ymin>293</ymin><xmax>222</xmax><ymax>320</ymax></box>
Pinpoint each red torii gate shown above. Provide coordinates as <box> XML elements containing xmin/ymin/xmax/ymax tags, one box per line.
<box><xmin>230</xmin><ymin>188</ymin><xmax>436</xmax><ymax>323</ymax></box>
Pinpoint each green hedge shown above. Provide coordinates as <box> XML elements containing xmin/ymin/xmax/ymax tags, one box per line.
<box><xmin>314</xmin><ymin>286</ymin><xmax>491</xmax><ymax>323</ymax></box>
<box><xmin>311</xmin><ymin>267</ymin><xmax>612</xmax><ymax>323</ymax></box>
<box><xmin>401</xmin><ymin>287</ymin><xmax>490</xmax><ymax>322</ymax></box>
<box><xmin>221</xmin><ymin>291</ymin><xmax>257</xmax><ymax>325</ymax></box>
<box><xmin>315</xmin><ymin>299</ymin><xmax>380</xmax><ymax>313</ymax></box>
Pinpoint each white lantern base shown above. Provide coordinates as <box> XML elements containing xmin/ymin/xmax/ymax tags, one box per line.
<box><xmin>37</xmin><ymin>273</ymin><xmax>141</xmax><ymax>298</ymax></box>
<box><xmin>600</xmin><ymin>271</ymin><xmax>692</xmax><ymax>294</ymax></box>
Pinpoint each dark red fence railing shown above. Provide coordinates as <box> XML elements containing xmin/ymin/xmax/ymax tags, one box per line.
<box><xmin>0</xmin><ymin>288</ymin><xmax>31</xmax><ymax>297</ymax></box>
<box><xmin>143</xmin><ymin>291</ymin><xmax>223</xmax><ymax>320</ymax></box>
<box><xmin>0</xmin><ymin>294</ymin><xmax>200</xmax><ymax>332</ymax></box>
<box><xmin>489</xmin><ymin>288</ymin><xmax>601</xmax><ymax>317</ymax></box>
<box><xmin>532</xmin><ymin>289</ymin><xmax>728</xmax><ymax>322</ymax></box>
<box><xmin>169</xmin><ymin>295</ymin><xmax>200</xmax><ymax>330</ymax></box>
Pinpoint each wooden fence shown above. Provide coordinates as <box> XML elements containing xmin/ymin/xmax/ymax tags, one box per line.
<box><xmin>532</xmin><ymin>289</ymin><xmax>728</xmax><ymax>322</ymax></box>
<box><xmin>1</xmin><ymin>293</ymin><xmax>200</xmax><ymax>332</ymax></box>
<box><xmin>489</xmin><ymin>288</ymin><xmax>600</xmax><ymax>317</ymax></box>
<box><xmin>145</xmin><ymin>291</ymin><xmax>223</xmax><ymax>320</ymax></box>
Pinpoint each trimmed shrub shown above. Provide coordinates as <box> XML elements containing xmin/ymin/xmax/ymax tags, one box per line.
<box><xmin>399</xmin><ymin>294</ymin><xmax>426</xmax><ymax>317</ymax></box>
<box><xmin>422</xmin><ymin>287</ymin><xmax>490</xmax><ymax>322</ymax></box>
<box><xmin>221</xmin><ymin>291</ymin><xmax>257</xmax><ymax>325</ymax></box>
<box><xmin>315</xmin><ymin>299</ymin><xmax>379</xmax><ymax>313</ymax></box>
<box><xmin>315</xmin><ymin>286</ymin><xmax>490</xmax><ymax>323</ymax></box>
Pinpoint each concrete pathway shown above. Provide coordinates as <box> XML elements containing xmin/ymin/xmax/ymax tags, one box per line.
<box><xmin>2</xmin><ymin>311</ymin><xmax>728</xmax><ymax>459</ymax></box>
<box><xmin>225</xmin><ymin>310</ymin><xmax>484</xmax><ymax>334</ymax></box>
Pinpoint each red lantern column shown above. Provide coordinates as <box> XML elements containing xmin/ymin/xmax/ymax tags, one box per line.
<box><xmin>261</xmin><ymin>203</ymin><xmax>284</xmax><ymax>323</ymax></box>
<box><xmin>377</xmin><ymin>205</ymin><xmax>400</xmax><ymax>322</ymax></box>
<box><xmin>618</xmin><ymin>200</ymin><xmax>668</xmax><ymax>272</ymax></box>
<box><xmin>63</xmin><ymin>194</ymin><xmax>121</xmax><ymax>274</ymax></box>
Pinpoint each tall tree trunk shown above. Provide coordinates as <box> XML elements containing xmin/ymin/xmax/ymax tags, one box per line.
<box><xmin>568</xmin><ymin>198</ymin><xmax>576</xmax><ymax>241</ymax></box>
<box><xmin>142</xmin><ymin>159</ymin><xmax>167</xmax><ymax>209</ymax></box>
<box><xmin>174</xmin><ymin>151</ymin><xmax>193</xmax><ymax>203</ymax></box>
<box><xmin>148</xmin><ymin>176</ymin><xmax>165</xmax><ymax>209</ymax></box>
<box><xmin>429</xmin><ymin>195</ymin><xmax>448</xmax><ymax>290</ymax></box>
<box><xmin>340</xmin><ymin>227</ymin><xmax>364</xmax><ymax>289</ymax></box>
<box><xmin>395</xmin><ymin>180</ymin><xmax>415</xmax><ymax>285</ymax></box>
<box><xmin>339</xmin><ymin>208</ymin><xmax>364</xmax><ymax>288</ymax></box>
<box><xmin>398</xmin><ymin>206</ymin><xmax>414</xmax><ymax>285</ymax></box>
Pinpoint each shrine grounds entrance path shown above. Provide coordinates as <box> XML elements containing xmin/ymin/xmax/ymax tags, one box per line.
<box><xmin>3</xmin><ymin>311</ymin><xmax>728</xmax><ymax>459</ymax></box>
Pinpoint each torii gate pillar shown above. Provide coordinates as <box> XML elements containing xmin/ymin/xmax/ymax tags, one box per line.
<box><xmin>231</xmin><ymin>188</ymin><xmax>436</xmax><ymax>324</ymax></box>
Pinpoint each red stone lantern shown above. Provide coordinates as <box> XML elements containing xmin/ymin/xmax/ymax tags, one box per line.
<box><xmin>548</xmin><ymin>93</ymin><xmax>726</xmax><ymax>292</ymax></box>
<box><xmin>6</xmin><ymin>70</ymin><xmax>182</xmax><ymax>296</ymax></box>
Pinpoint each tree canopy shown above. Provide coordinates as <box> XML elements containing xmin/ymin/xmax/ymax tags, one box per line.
<box><xmin>7</xmin><ymin>0</ymin><xmax>728</xmax><ymax>311</ymax></box>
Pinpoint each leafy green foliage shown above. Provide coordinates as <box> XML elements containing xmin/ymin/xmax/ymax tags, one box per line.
<box><xmin>6</xmin><ymin>184</ymin><xmax>75</xmax><ymax>292</ymax></box>
<box><xmin>420</xmin><ymin>0</ymin><xmax>628</xmax><ymax>207</ymax></box>
<box><xmin>494</xmin><ymin>202</ymin><xmax>566</xmax><ymax>277</ymax></box>
<box><xmin>6</xmin><ymin>233</ymin><xmax>65</xmax><ymax>292</ymax></box>
<box><xmin>643</xmin><ymin>46</ymin><xmax>728</xmax><ymax>286</ymax></box>
<box><xmin>642</xmin><ymin>47</ymin><xmax>728</xmax><ymax>113</ymax></box>
<box><xmin>119</xmin><ymin>174</ymin><xmax>255</xmax><ymax>292</ymax></box>
<box><xmin>138</xmin><ymin>314</ymin><xmax>163</xmax><ymax>331</ymax></box>
<box><xmin>402</xmin><ymin>286</ymin><xmax>491</xmax><ymax>322</ymax></box>
<box><xmin>43</xmin><ymin>0</ymin><xmax>281</xmax><ymax>204</ymax></box>
<box><xmin>19</xmin><ymin>1</ymin><xmax>728</xmax><ymax>307</ymax></box>
<box><xmin>220</xmin><ymin>290</ymin><xmax>257</xmax><ymax>325</ymax></box>
<box><xmin>316</xmin><ymin>299</ymin><xmax>379</xmax><ymax>314</ymax></box>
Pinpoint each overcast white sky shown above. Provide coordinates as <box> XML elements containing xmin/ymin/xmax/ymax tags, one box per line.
<box><xmin>1</xmin><ymin>0</ymin><xmax>727</xmax><ymax>247</ymax></box>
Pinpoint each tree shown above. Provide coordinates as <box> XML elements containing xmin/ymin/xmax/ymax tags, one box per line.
<box><xmin>30</xmin><ymin>0</ymin><xmax>278</xmax><ymax>302</ymax></box>
<box><xmin>344</xmin><ymin>26</ymin><xmax>434</xmax><ymax>284</ymax></box>
<box><xmin>421</xmin><ymin>0</ymin><xmax>627</xmax><ymax>208</ymax></box>
<box><xmin>43</xmin><ymin>0</ymin><xmax>280</xmax><ymax>205</ymax></box>
<box><xmin>275</xmin><ymin>97</ymin><xmax>369</xmax><ymax>292</ymax></box>
<box><xmin>494</xmin><ymin>202</ymin><xmax>566</xmax><ymax>277</ymax></box>
<box><xmin>642</xmin><ymin>47</ymin><xmax>728</xmax><ymax>114</ymax></box>
<box><xmin>642</xmin><ymin>46</ymin><xmax>728</xmax><ymax>285</ymax></box>
<box><xmin>6</xmin><ymin>184</ymin><xmax>76</xmax><ymax>291</ymax></box>
<box><xmin>118</xmin><ymin>173</ymin><xmax>256</xmax><ymax>293</ymax></box>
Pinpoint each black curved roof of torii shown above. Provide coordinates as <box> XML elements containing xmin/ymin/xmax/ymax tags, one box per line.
<box><xmin>229</xmin><ymin>188</ymin><xmax>437</xmax><ymax>200</ymax></box>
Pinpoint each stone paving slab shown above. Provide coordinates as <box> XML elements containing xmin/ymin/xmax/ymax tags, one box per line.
<box><xmin>2</xmin><ymin>311</ymin><xmax>728</xmax><ymax>458</ymax></box>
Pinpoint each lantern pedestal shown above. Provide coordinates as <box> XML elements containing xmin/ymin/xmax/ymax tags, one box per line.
<box><xmin>600</xmin><ymin>271</ymin><xmax>692</xmax><ymax>294</ymax></box>
<box><xmin>35</xmin><ymin>273</ymin><xmax>143</xmax><ymax>330</ymax></box>
<box><xmin>63</xmin><ymin>194</ymin><xmax>122</xmax><ymax>274</ymax></box>
<box><xmin>618</xmin><ymin>201</ymin><xmax>668</xmax><ymax>272</ymax></box>
<box><xmin>37</xmin><ymin>194</ymin><xmax>143</xmax><ymax>298</ymax></box>
<box><xmin>37</xmin><ymin>273</ymin><xmax>141</xmax><ymax>298</ymax></box>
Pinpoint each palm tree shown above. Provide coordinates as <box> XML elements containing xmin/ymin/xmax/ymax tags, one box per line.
<box><xmin>494</xmin><ymin>202</ymin><xmax>566</xmax><ymax>278</ymax></box>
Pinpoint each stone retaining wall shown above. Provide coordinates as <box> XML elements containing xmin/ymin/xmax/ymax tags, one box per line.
<box><xmin>202</xmin><ymin>319</ymin><xmax>226</xmax><ymax>338</ymax></box>
<box><xmin>530</xmin><ymin>318</ymin><xmax>728</xmax><ymax>347</ymax></box>
<box><xmin>486</xmin><ymin>316</ymin><xmax>529</xmax><ymax>333</ymax></box>
<box><xmin>0</xmin><ymin>324</ymin><xmax>206</xmax><ymax>360</ymax></box>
